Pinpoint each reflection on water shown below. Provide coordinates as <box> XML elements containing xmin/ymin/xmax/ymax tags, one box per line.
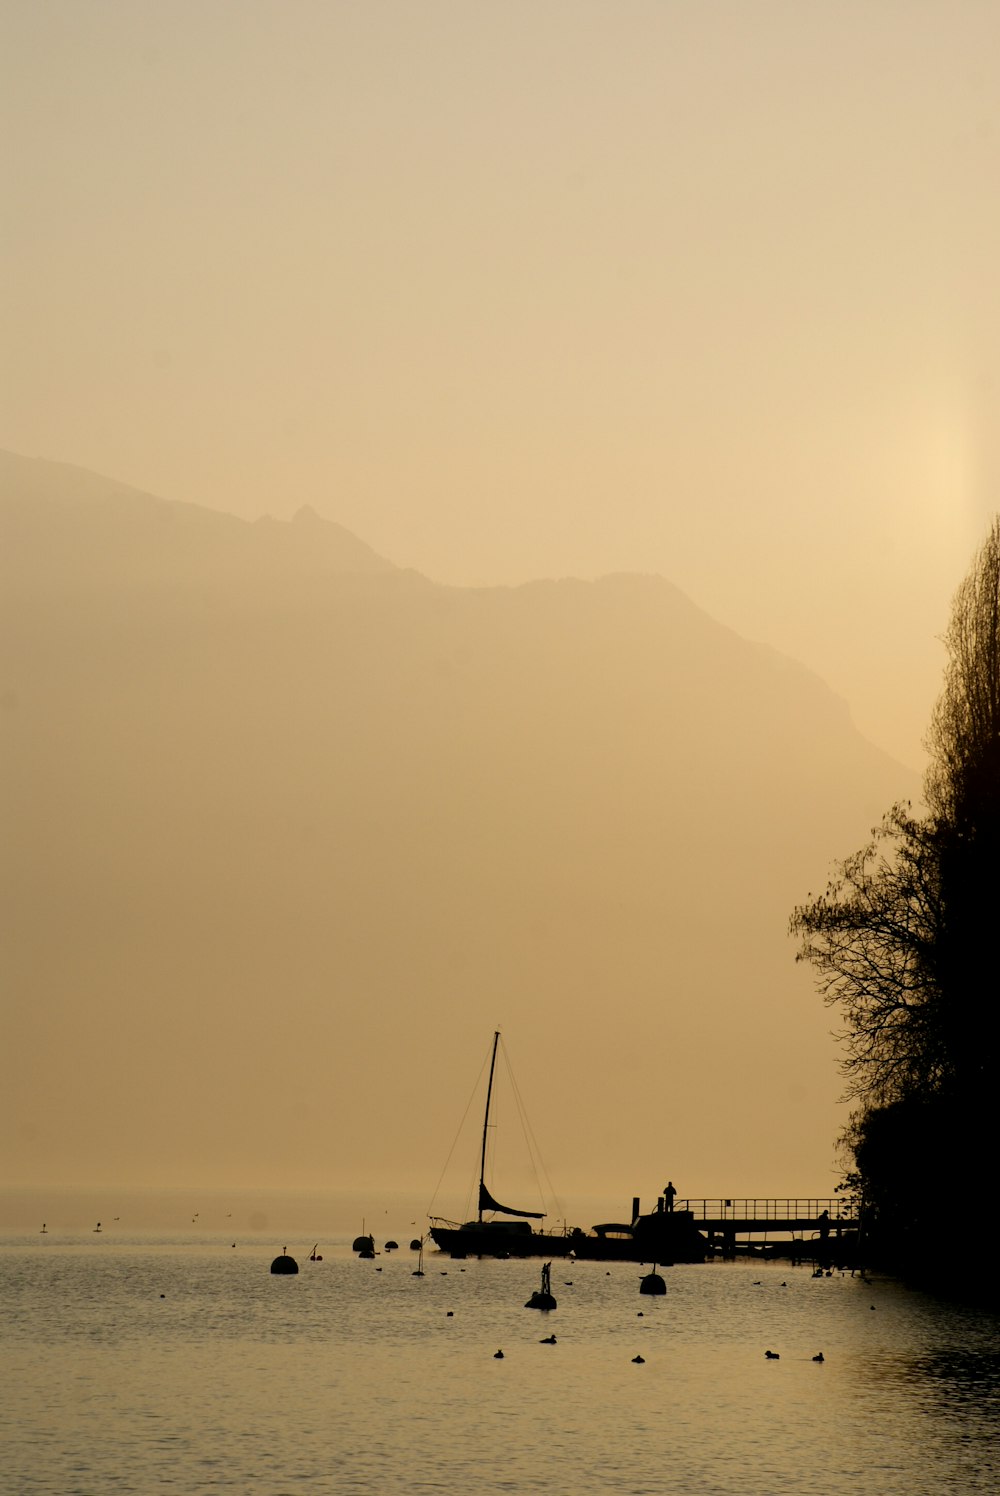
<box><xmin>918</xmin><ymin>1345</ymin><xmax>1000</xmax><ymax>1406</ymax></box>
<box><xmin>1</xmin><ymin>1236</ymin><xmax>998</xmax><ymax>1496</ymax></box>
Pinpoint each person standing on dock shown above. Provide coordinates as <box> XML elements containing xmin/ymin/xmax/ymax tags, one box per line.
<box><xmin>817</xmin><ymin>1208</ymin><xmax>831</xmax><ymax>1266</ymax></box>
<box><xmin>664</xmin><ymin>1182</ymin><xmax>677</xmax><ymax>1213</ymax></box>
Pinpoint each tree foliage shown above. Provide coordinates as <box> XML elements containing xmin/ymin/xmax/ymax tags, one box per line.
<box><xmin>926</xmin><ymin>522</ymin><xmax>1000</xmax><ymax>830</ymax></box>
<box><xmin>789</xmin><ymin>804</ymin><xmax>944</xmax><ymax>1105</ymax></box>
<box><xmin>791</xmin><ymin>518</ymin><xmax>1000</xmax><ymax>1283</ymax></box>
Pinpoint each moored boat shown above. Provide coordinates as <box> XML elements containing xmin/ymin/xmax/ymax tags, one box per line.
<box><xmin>428</xmin><ymin>1031</ymin><xmax>579</xmax><ymax>1258</ymax></box>
<box><xmin>584</xmin><ymin>1191</ymin><xmax>706</xmax><ymax>1263</ymax></box>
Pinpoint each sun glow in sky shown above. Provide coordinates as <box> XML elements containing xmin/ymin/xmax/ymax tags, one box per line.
<box><xmin>4</xmin><ymin>2</ymin><xmax>999</xmax><ymax>768</ymax></box>
<box><xmin>3</xmin><ymin>2</ymin><xmax>1000</xmax><ymax>1201</ymax></box>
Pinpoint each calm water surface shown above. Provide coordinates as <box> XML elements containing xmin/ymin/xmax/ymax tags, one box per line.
<box><xmin>2</xmin><ymin>1233</ymin><xmax>998</xmax><ymax>1495</ymax></box>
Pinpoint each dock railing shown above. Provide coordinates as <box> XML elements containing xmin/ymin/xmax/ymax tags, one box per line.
<box><xmin>679</xmin><ymin>1199</ymin><xmax>855</xmax><ymax>1224</ymax></box>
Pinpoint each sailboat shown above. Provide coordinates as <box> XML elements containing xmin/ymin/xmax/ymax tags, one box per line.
<box><xmin>428</xmin><ymin>1031</ymin><xmax>576</xmax><ymax>1259</ymax></box>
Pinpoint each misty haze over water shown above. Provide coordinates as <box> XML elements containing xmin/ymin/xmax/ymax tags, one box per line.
<box><xmin>5</xmin><ymin>7</ymin><xmax>1000</xmax><ymax>1490</ymax></box>
<box><xmin>2</xmin><ymin>451</ymin><xmax>917</xmax><ymax>1205</ymax></box>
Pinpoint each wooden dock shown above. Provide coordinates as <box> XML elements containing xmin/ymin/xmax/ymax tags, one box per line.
<box><xmin>677</xmin><ymin>1198</ymin><xmax>856</xmax><ymax>1234</ymax></box>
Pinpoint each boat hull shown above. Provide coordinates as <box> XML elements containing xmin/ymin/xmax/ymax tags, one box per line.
<box><xmin>429</xmin><ymin>1222</ymin><xmax>575</xmax><ymax>1258</ymax></box>
<box><xmin>585</xmin><ymin>1210</ymin><xmax>707</xmax><ymax>1264</ymax></box>
<box><xmin>429</xmin><ymin>1210</ymin><xmax>708</xmax><ymax>1263</ymax></box>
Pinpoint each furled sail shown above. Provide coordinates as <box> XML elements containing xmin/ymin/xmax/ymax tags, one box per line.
<box><xmin>479</xmin><ymin>1181</ymin><xmax>545</xmax><ymax>1219</ymax></box>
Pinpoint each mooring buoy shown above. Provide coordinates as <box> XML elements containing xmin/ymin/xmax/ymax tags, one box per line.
<box><xmin>270</xmin><ymin>1249</ymin><xmax>299</xmax><ymax>1275</ymax></box>
<box><xmin>525</xmin><ymin>1261</ymin><xmax>557</xmax><ymax>1311</ymax></box>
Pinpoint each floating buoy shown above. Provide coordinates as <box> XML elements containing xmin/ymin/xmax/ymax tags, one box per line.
<box><xmin>639</xmin><ymin>1271</ymin><xmax>666</xmax><ymax>1296</ymax></box>
<box><xmin>270</xmin><ymin>1249</ymin><xmax>299</xmax><ymax>1275</ymax></box>
<box><xmin>409</xmin><ymin>1238</ymin><xmax>421</xmax><ymax>1251</ymax></box>
<box><xmin>352</xmin><ymin>1233</ymin><xmax>375</xmax><ymax>1254</ymax></box>
<box><xmin>525</xmin><ymin>1261</ymin><xmax>557</xmax><ymax>1311</ymax></box>
<box><xmin>309</xmin><ymin>1245</ymin><xmax>323</xmax><ymax>1262</ymax></box>
<box><xmin>384</xmin><ymin>1240</ymin><xmax>398</xmax><ymax>1251</ymax></box>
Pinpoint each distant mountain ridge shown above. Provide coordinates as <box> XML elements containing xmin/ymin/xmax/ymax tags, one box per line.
<box><xmin>0</xmin><ymin>448</ymin><xmax>398</xmax><ymax>586</ymax></box>
<box><xmin>1</xmin><ymin>448</ymin><xmax>917</xmax><ymax>1198</ymax></box>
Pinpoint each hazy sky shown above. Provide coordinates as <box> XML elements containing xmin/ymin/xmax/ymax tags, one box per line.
<box><xmin>4</xmin><ymin>0</ymin><xmax>1000</xmax><ymax>766</ymax></box>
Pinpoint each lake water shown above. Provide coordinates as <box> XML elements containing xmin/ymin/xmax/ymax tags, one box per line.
<box><xmin>3</xmin><ymin>1202</ymin><xmax>999</xmax><ymax>1495</ymax></box>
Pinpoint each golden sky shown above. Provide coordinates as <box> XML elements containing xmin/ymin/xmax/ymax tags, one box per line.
<box><xmin>4</xmin><ymin>2</ymin><xmax>999</xmax><ymax>765</ymax></box>
<box><xmin>2</xmin><ymin>3</ymin><xmax>998</xmax><ymax>1207</ymax></box>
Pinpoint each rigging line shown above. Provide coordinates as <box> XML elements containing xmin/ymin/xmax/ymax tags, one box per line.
<box><xmin>500</xmin><ymin>1036</ymin><xmax>564</xmax><ymax>1219</ymax></box>
<box><xmin>499</xmin><ymin>1042</ymin><xmax>544</xmax><ymax>1208</ymax></box>
<box><xmin>476</xmin><ymin>1038</ymin><xmax>522</xmax><ymax>1209</ymax></box>
<box><xmin>522</xmin><ymin>1073</ymin><xmax>563</xmax><ymax>1218</ymax></box>
<box><xmin>425</xmin><ymin>1043</ymin><xmax>492</xmax><ymax>1219</ymax></box>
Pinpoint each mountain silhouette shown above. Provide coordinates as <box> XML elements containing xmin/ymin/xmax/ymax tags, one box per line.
<box><xmin>0</xmin><ymin>450</ymin><xmax>916</xmax><ymax>1197</ymax></box>
<box><xmin>0</xmin><ymin>449</ymin><xmax>397</xmax><ymax>588</ymax></box>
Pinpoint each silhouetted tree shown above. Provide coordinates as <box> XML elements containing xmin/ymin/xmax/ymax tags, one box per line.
<box><xmin>926</xmin><ymin>521</ymin><xmax>1000</xmax><ymax>830</ymax></box>
<box><xmin>789</xmin><ymin>804</ymin><xmax>944</xmax><ymax>1105</ymax></box>
<box><xmin>791</xmin><ymin>518</ymin><xmax>1000</xmax><ymax>1287</ymax></box>
<box><xmin>923</xmin><ymin>521</ymin><xmax>1000</xmax><ymax>1103</ymax></box>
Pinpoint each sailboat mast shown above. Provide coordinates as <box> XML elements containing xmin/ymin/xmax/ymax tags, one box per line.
<box><xmin>478</xmin><ymin>1030</ymin><xmax>500</xmax><ymax>1224</ymax></box>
